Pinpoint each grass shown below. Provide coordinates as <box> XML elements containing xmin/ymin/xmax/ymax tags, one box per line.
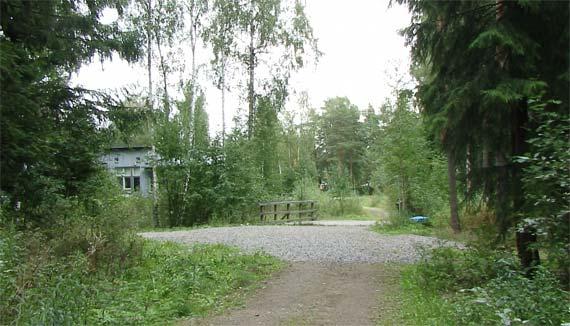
<box><xmin>396</xmin><ymin>266</ymin><xmax>456</xmax><ymax>325</ymax></box>
<box><xmin>95</xmin><ymin>241</ymin><xmax>284</xmax><ymax>324</ymax></box>
<box><xmin>360</xmin><ymin>194</ymin><xmax>390</xmax><ymax>209</ymax></box>
<box><xmin>2</xmin><ymin>236</ymin><xmax>284</xmax><ymax>325</ymax></box>
<box><xmin>372</xmin><ymin>221</ymin><xmax>435</xmax><ymax>236</ymax></box>
<box><xmin>319</xmin><ymin>213</ymin><xmax>377</xmax><ymax>221</ymax></box>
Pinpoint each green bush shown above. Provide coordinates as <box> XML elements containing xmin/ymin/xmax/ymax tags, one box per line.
<box><xmin>453</xmin><ymin>266</ymin><xmax>570</xmax><ymax>325</ymax></box>
<box><xmin>414</xmin><ymin>246</ymin><xmax>512</xmax><ymax>292</ymax></box>
<box><xmin>0</xmin><ymin>229</ymin><xmax>283</xmax><ymax>325</ymax></box>
<box><xmin>90</xmin><ymin>241</ymin><xmax>283</xmax><ymax>324</ymax></box>
<box><xmin>0</xmin><ymin>172</ymin><xmax>148</xmax><ymax>323</ymax></box>
<box><xmin>0</xmin><ymin>226</ymin><xmax>97</xmax><ymax>325</ymax></box>
<box><xmin>401</xmin><ymin>246</ymin><xmax>570</xmax><ymax>325</ymax></box>
<box><xmin>359</xmin><ymin>194</ymin><xmax>385</xmax><ymax>208</ymax></box>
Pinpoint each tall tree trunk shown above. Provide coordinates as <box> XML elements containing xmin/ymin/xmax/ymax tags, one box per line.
<box><xmin>495</xmin><ymin>151</ymin><xmax>509</xmax><ymax>237</ymax></box>
<box><xmin>349</xmin><ymin>155</ymin><xmax>354</xmax><ymax>191</ymax></box>
<box><xmin>154</xmin><ymin>29</ymin><xmax>170</xmax><ymax>117</ymax></box>
<box><xmin>447</xmin><ymin>149</ymin><xmax>461</xmax><ymax>233</ymax></box>
<box><xmin>146</xmin><ymin>0</ymin><xmax>159</xmax><ymax>228</ymax></box>
<box><xmin>189</xmin><ymin>2</ymin><xmax>198</xmax><ymax>143</ymax></box>
<box><xmin>247</xmin><ymin>18</ymin><xmax>255</xmax><ymax>138</ymax></box>
<box><xmin>512</xmin><ymin>100</ymin><xmax>540</xmax><ymax>272</ymax></box>
<box><xmin>221</xmin><ymin>53</ymin><xmax>226</xmax><ymax>146</ymax></box>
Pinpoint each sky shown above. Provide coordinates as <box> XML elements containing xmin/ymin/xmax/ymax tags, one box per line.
<box><xmin>73</xmin><ymin>0</ymin><xmax>412</xmax><ymax>136</ymax></box>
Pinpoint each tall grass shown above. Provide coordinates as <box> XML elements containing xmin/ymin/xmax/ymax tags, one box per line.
<box><xmin>0</xmin><ymin>230</ymin><xmax>282</xmax><ymax>325</ymax></box>
<box><xmin>0</xmin><ymin>172</ymin><xmax>283</xmax><ymax>325</ymax></box>
<box><xmin>292</xmin><ymin>178</ymin><xmax>364</xmax><ymax>219</ymax></box>
<box><xmin>398</xmin><ymin>246</ymin><xmax>570</xmax><ymax>325</ymax></box>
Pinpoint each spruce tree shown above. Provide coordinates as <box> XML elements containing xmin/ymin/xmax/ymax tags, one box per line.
<box><xmin>398</xmin><ymin>0</ymin><xmax>569</xmax><ymax>270</ymax></box>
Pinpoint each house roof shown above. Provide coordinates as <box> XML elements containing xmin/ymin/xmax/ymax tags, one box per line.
<box><xmin>109</xmin><ymin>141</ymin><xmax>152</xmax><ymax>150</ymax></box>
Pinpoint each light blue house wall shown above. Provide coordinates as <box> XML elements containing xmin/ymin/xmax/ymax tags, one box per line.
<box><xmin>100</xmin><ymin>146</ymin><xmax>154</xmax><ymax>196</ymax></box>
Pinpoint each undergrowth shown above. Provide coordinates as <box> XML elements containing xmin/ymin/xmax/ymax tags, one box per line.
<box><xmin>398</xmin><ymin>246</ymin><xmax>570</xmax><ymax>325</ymax></box>
<box><xmin>91</xmin><ymin>241</ymin><xmax>282</xmax><ymax>324</ymax></box>
<box><xmin>0</xmin><ymin>231</ymin><xmax>282</xmax><ymax>325</ymax></box>
<box><xmin>0</xmin><ymin>172</ymin><xmax>283</xmax><ymax>325</ymax></box>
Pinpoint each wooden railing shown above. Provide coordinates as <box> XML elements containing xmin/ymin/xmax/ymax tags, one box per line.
<box><xmin>259</xmin><ymin>200</ymin><xmax>318</xmax><ymax>223</ymax></box>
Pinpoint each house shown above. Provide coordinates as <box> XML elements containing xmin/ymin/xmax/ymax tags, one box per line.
<box><xmin>100</xmin><ymin>144</ymin><xmax>155</xmax><ymax>196</ymax></box>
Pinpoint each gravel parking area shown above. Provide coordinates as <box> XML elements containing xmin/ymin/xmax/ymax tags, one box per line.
<box><xmin>141</xmin><ymin>225</ymin><xmax>452</xmax><ymax>264</ymax></box>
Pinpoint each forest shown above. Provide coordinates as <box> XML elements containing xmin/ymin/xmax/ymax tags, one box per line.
<box><xmin>0</xmin><ymin>0</ymin><xmax>568</xmax><ymax>324</ymax></box>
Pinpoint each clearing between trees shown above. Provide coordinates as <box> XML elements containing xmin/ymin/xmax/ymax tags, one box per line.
<box><xmin>142</xmin><ymin>223</ymin><xmax>454</xmax><ymax>325</ymax></box>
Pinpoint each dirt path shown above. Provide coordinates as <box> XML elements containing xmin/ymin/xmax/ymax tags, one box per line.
<box><xmin>362</xmin><ymin>206</ymin><xmax>389</xmax><ymax>220</ymax></box>
<box><xmin>185</xmin><ymin>263</ymin><xmax>401</xmax><ymax>326</ymax></box>
<box><xmin>143</xmin><ymin>221</ymin><xmax>454</xmax><ymax>325</ymax></box>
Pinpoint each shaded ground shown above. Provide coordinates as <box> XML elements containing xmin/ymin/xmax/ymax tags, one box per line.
<box><xmin>184</xmin><ymin>263</ymin><xmax>402</xmax><ymax>326</ymax></box>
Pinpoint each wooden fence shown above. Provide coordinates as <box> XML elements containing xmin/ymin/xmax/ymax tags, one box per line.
<box><xmin>258</xmin><ymin>200</ymin><xmax>318</xmax><ymax>223</ymax></box>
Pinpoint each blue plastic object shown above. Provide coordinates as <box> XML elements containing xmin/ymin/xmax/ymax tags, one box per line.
<box><xmin>409</xmin><ymin>216</ymin><xmax>429</xmax><ymax>223</ymax></box>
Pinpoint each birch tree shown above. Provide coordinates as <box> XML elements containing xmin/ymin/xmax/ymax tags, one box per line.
<box><xmin>205</xmin><ymin>0</ymin><xmax>320</xmax><ymax>138</ymax></box>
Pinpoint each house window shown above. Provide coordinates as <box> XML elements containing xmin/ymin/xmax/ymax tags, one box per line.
<box><xmin>114</xmin><ymin>157</ymin><xmax>119</xmax><ymax>164</ymax></box>
<box><xmin>119</xmin><ymin>176</ymin><xmax>140</xmax><ymax>192</ymax></box>
<box><xmin>124</xmin><ymin>177</ymin><xmax>132</xmax><ymax>190</ymax></box>
<box><xmin>136</xmin><ymin>157</ymin><xmax>141</xmax><ymax>164</ymax></box>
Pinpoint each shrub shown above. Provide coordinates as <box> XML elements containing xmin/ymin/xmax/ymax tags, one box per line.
<box><xmin>403</xmin><ymin>245</ymin><xmax>570</xmax><ymax>325</ymax></box>
<box><xmin>414</xmin><ymin>246</ymin><xmax>515</xmax><ymax>292</ymax></box>
<box><xmin>89</xmin><ymin>242</ymin><xmax>283</xmax><ymax>324</ymax></box>
<box><xmin>453</xmin><ymin>266</ymin><xmax>570</xmax><ymax>325</ymax></box>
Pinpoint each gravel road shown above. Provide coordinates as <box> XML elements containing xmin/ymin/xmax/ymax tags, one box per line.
<box><xmin>141</xmin><ymin>225</ymin><xmax>452</xmax><ymax>264</ymax></box>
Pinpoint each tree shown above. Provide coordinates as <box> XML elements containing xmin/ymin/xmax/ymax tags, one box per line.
<box><xmin>372</xmin><ymin>91</ymin><xmax>447</xmax><ymax>215</ymax></box>
<box><xmin>129</xmin><ymin>0</ymin><xmax>185</xmax><ymax>227</ymax></box>
<box><xmin>205</xmin><ymin>0</ymin><xmax>320</xmax><ymax>137</ymax></box>
<box><xmin>316</xmin><ymin>97</ymin><xmax>365</xmax><ymax>190</ymax></box>
<box><xmin>0</xmin><ymin>0</ymin><xmax>140</xmax><ymax>224</ymax></box>
<box><xmin>361</xmin><ymin>104</ymin><xmax>381</xmax><ymax>194</ymax></box>
<box><xmin>398</xmin><ymin>0</ymin><xmax>569</xmax><ymax>270</ymax></box>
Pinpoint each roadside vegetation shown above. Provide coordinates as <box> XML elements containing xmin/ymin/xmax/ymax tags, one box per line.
<box><xmin>1</xmin><ymin>0</ymin><xmax>568</xmax><ymax>324</ymax></box>
<box><xmin>0</xmin><ymin>175</ymin><xmax>282</xmax><ymax>325</ymax></box>
<box><xmin>376</xmin><ymin>1</ymin><xmax>570</xmax><ymax>324</ymax></box>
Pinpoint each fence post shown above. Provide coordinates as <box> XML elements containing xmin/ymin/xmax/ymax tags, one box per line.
<box><xmin>310</xmin><ymin>201</ymin><xmax>315</xmax><ymax>220</ymax></box>
<box><xmin>260</xmin><ymin>204</ymin><xmax>264</xmax><ymax>221</ymax></box>
<box><xmin>286</xmin><ymin>203</ymin><xmax>290</xmax><ymax>220</ymax></box>
<box><xmin>273</xmin><ymin>204</ymin><xmax>277</xmax><ymax>220</ymax></box>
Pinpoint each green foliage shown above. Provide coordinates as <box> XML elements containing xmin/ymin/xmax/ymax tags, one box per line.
<box><xmin>372</xmin><ymin>220</ymin><xmax>434</xmax><ymax>237</ymax></box>
<box><xmin>292</xmin><ymin>177</ymin><xmax>319</xmax><ymax>201</ymax></box>
<box><xmin>316</xmin><ymin>97</ymin><xmax>366</xmax><ymax>189</ymax></box>
<box><xmin>401</xmin><ymin>246</ymin><xmax>570</xmax><ymax>326</ymax></box>
<box><xmin>371</xmin><ymin>91</ymin><xmax>448</xmax><ymax>216</ymax></box>
<box><xmin>398</xmin><ymin>0</ymin><xmax>569</xmax><ymax>268</ymax></box>
<box><xmin>0</xmin><ymin>229</ymin><xmax>282</xmax><ymax>325</ymax></box>
<box><xmin>204</xmin><ymin>0</ymin><xmax>320</xmax><ymax>136</ymax></box>
<box><xmin>413</xmin><ymin>246</ymin><xmax>513</xmax><ymax>293</ymax></box>
<box><xmin>453</xmin><ymin>266</ymin><xmax>569</xmax><ymax>325</ymax></box>
<box><xmin>0</xmin><ymin>171</ymin><xmax>146</xmax><ymax>324</ymax></box>
<box><xmin>0</xmin><ymin>0</ymin><xmax>142</xmax><ymax>225</ymax></box>
<box><xmin>254</xmin><ymin>96</ymin><xmax>283</xmax><ymax>193</ymax></box>
<box><xmin>0</xmin><ymin>166</ymin><xmax>279</xmax><ymax>324</ymax></box>
<box><xmin>400</xmin><ymin>266</ymin><xmax>457</xmax><ymax>325</ymax></box>
<box><xmin>514</xmin><ymin>97</ymin><xmax>570</xmax><ymax>282</ymax></box>
<box><xmin>89</xmin><ymin>241</ymin><xmax>283</xmax><ymax>324</ymax></box>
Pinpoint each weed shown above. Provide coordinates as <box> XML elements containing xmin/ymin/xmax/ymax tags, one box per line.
<box><xmin>398</xmin><ymin>246</ymin><xmax>570</xmax><ymax>325</ymax></box>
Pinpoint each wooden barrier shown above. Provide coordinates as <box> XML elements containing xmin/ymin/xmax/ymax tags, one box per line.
<box><xmin>258</xmin><ymin>200</ymin><xmax>318</xmax><ymax>223</ymax></box>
